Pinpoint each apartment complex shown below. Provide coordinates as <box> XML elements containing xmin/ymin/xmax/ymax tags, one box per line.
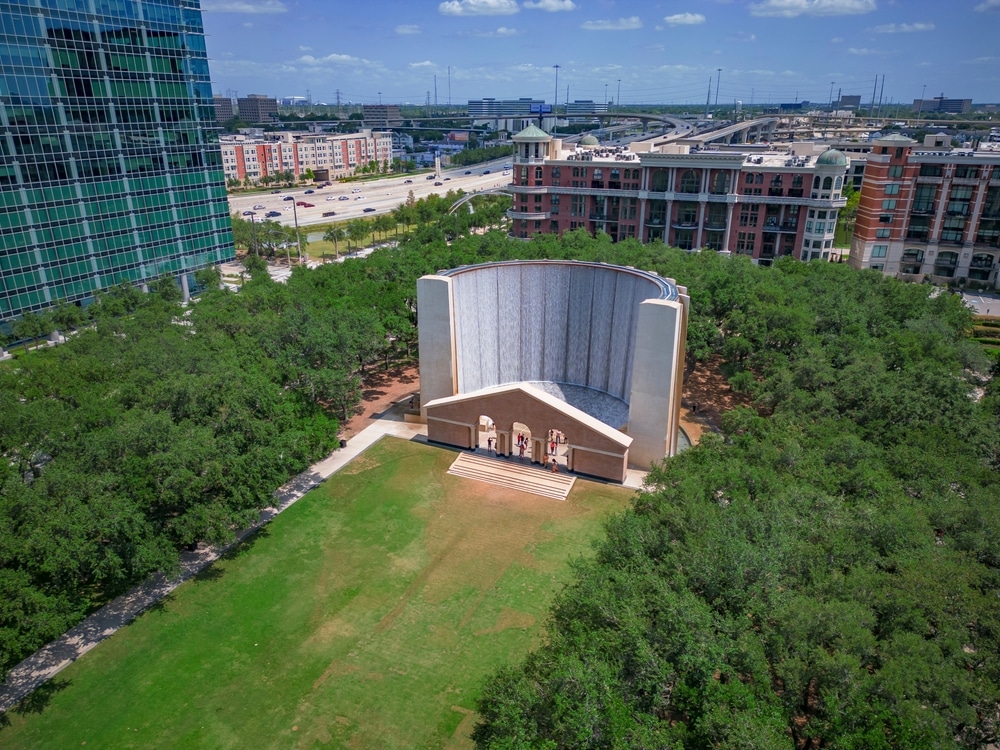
<box><xmin>219</xmin><ymin>130</ymin><xmax>393</xmax><ymax>183</ymax></box>
<box><xmin>0</xmin><ymin>0</ymin><xmax>234</xmax><ymax>322</ymax></box>
<box><xmin>507</xmin><ymin>126</ymin><xmax>848</xmax><ymax>264</ymax></box>
<box><xmin>849</xmin><ymin>135</ymin><xmax>1000</xmax><ymax>287</ymax></box>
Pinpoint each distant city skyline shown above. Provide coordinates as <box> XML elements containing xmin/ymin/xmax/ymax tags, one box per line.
<box><xmin>200</xmin><ymin>0</ymin><xmax>999</xmax><ymax>109</ymax></box>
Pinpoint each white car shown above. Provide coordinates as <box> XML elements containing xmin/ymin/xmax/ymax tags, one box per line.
<box><xmin>351</xmin><ymin>187</ymin><xmax>362</xmax><ymax>193</ymax></box>
<box><xmin>252</xmin><ymin>204</ymin><xmax>266</xmax><ymax>209</ymax></box>
<box><xmin>326</xmin><ymin>195</ymin><xmax>336</xmax><ymax>201</ymax></box>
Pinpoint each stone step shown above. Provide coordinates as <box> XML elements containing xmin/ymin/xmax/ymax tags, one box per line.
<box><xmin>447</xmin><ymin>452</ymin><xmax>575</xmax><ymax>500</ymax></box>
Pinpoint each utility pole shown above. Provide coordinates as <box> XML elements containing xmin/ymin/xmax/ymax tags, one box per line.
<box><xmin>433</xmin><ymin>75</ymin><xmax>438</xmax><ymax>107</ymax></box>
<box><xmin>705</xmin><ymin>77</ymin><xmax>711</xmax><ymax>119</ymax></box>
<box><xmin>876</xmin><ymin>74</ymin><xmax>885</xmax><ymax>118</ymax></box>
<box><xmin>447</xmin><ymin>66</ymin><xmax>451</xmax><ymax>108</ymax></box>
<box><xmin>915</xmin><ymin>83</ymin><xmax>927</xmax><ymax>121</ymax></box>
<box><xmin>616</xmin><ymin>78</ymin><xmax>621</xmax><ymax>113</ymax></box>
<box><xmin>829</xmin><ymin>81</ymin><xmax>835</xmax><ymax>110</ymax></box>
<box><xmin>378</xmin><ymin>91</ymin><xmax>382</xmax><ymax>105</ymax></box>
<box><xmin>553</xmin><ymin>64</ymin><xmax>560</xmax><ymax>111</ymax></box>
<box><xmin>870</xmin><ymin>75</ymin><xmax>878</xmax><ymax>116</ymax></box>
<box><xmin>715</xmin><ymin>68</ymin><xmax>721</xmax><ymax>107</ymax></box>
<box><xmin>335</xmin><ymin>89</ymin><xmax>342</xmax><ymax>118</ymax></box>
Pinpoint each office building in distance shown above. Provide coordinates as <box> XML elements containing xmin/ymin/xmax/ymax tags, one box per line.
<box><xmin>849</xmin><ymin>135</ymin><xmax>1000</xmax><ymax>287</ymax></box>
<box><xmin>361</xmin><ymin>104</ymin><xmax>401</xmax><ymax>128</ymax></box>
<box><xmin>213</xmin><ymin>94</ymin><xmax>236</xmax><ymax>123</ymax></box>
<box><xmin>912</xmin><ymin>96</ymin><xmax>973</xmax><ymax>115</ymax></box>
<box><xmin>0</xmin><ymin>0</ymin><xmax>234</xmax><ymax>322</ymax></box>
<box><xmin>468</xmin><ymin>97</ymin><xmax>552</xmax><ymax>131</ymax></box>
<box><xmin>236</xmin><ymin>94</ymin><xmax>279</xmax><ymax>124</ymax></box>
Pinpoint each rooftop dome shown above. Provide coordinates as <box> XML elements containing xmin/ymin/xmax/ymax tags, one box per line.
<box><xmin>512</xmin><ymin>124</ymin><xmax>551</xmax><ymax>142</ymax></box>
<box><xmin>816</xmin><ymin>148</ymin><xmax>848</xmax><ymax>166</ymax></box>
<box><xmin>580</xmin><ymin>134</ymin><xmax>599</xmax><ymax>146</ymax></box>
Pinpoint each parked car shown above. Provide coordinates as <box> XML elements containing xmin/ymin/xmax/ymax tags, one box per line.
<box><xmin>252</xmin><ymin>204</ymin><xmax>265</xmax><ymax>209</ymax></box>
<box><xmin>363</xmin><ymin>207</ymin><xmax>376</xmax><ymax>213</ymax></box>
<box><xmin>304</xmin><ymin>189</ymin><xmax>314</xmax><ymax>194</ymax></box>
<box><xmin>265</xmin><ymin>211</ymin><xmax>281</xmax><ymax>217</ymax></box>
<box><xmin>283</xmin><ymin>195</ymin><xmax>294</xmax><ymax>201</ymax></box>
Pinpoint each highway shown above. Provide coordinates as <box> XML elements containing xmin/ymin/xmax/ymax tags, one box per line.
<box><xmin>226</xmin><ymin>158</ymin><xmax>512</xmax><ymax>229</ymax></box>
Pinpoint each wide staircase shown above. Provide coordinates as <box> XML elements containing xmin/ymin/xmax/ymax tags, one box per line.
<box><xmin>447</xmin><ymin>452</ymin><xmax>576</xmax><ymax>500</ymax></box>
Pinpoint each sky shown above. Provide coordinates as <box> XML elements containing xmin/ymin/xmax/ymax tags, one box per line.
<box><xmin>199</xmin><ymin>0</ymin><xmax>1000</xmax><ymax>108</ymax></box>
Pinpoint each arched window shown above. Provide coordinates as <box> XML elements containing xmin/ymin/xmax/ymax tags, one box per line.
<box><xmin>813</xmin><ymin>176</ymin><xmax>820</xmax><ymax>190</ymax></box>
<box><xmin>822</xmin><ymin>176</ymin><xmax>833</xmax><ymax>190</ymax></box>
<box><xmin>835</xmin><ymin>176</ymin><xmax>842</xmax><ymax>189</ymax></box>
<box><xmin>679</xmin><ymin>169</ymin><xmax>699</xmax><ymax>193</ymax></box>
<box><xmin>712</xmin><ymin>171</ymin><xmax>730</xmax><ymax>194</ymax></box>
<box><xmin>651</xmin><ymin>170</ymin><xmax>669</xmax><ymax>192</ymax></box>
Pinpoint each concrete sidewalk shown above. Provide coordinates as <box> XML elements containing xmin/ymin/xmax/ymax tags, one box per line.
<box><xmin>0</xmin><ymin>418</ymin><xmax>426</xmax><ymax>713</ymax></box>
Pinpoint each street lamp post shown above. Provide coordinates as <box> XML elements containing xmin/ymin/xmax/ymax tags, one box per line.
<box><xmin>290</xmin><ymin>199</ymin><xmax>303</xmax><ymax>264</ymax></box>
<box><xmin>247</xmin><ymin>211</ymin><xmax>258</xmax><ymax>255</ymax></box>
<box><xmin>916</xmin><ymin>84</ymin><xmax>927</xmax><ymax>122</ymax></box>
<box><xmin>715</xmin><ymin>68</ymin><xmax>721</xmax><ymax>107</ymax></box>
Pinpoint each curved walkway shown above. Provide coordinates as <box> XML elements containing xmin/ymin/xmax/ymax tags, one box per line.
<box><xmin>0</xmin><ymin>417</ymin><xmax>426</xmax><ymax>714</ymax></box>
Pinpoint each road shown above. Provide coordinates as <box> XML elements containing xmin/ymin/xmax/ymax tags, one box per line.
<box><xmin>227</xmin><ymin>157</ymin><xmax>513</xmax><ymax>229</ymax></box>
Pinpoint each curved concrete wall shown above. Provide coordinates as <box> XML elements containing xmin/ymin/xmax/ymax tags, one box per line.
<box><xmin>444</xmin><ymin>261</ymin><xmax>673</xmax><ymax>401</ymax></box>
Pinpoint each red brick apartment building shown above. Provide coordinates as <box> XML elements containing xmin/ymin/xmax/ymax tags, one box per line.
<box><xmin>506</xmin><ymin>125</ymin><xmax>850</xmax><ymax>264</ymax></box>
<box><xmin>849</xmin><ymin>135</ymin><xmax>1000</xmax><ymax>288</ymax></box>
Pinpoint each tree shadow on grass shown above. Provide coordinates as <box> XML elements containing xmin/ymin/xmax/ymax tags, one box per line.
<box><xmin>0</xmin><ymin>678</ymin><xmax>73</xmax><ymax>730</ymax></box>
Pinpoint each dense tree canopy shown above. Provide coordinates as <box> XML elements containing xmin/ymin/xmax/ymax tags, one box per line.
<box><xmin>3</xmin><ymin>216</ymin><xmax>998</xmax><ymax>749</ymax></box>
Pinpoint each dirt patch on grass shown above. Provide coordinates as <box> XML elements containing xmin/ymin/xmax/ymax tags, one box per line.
<box><xmin>680</xmin><ymin>355</ymin><xmax>754</xmax><ymax>442</ymax></box>
<box><xmin>340</xmin><ymin>363</ymin><xmax>419</xmax><ymax>439</ymax></box>
<box><xmin>474</xmin><ymin>607</ymin><xmax>536</xmax><ymax>636</ymax></box>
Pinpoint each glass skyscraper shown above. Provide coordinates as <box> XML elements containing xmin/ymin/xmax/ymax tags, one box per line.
<box><xmin>0</xmin><ymin>0</ymin><xmax>235</xmax><ymax>322</ymax></box>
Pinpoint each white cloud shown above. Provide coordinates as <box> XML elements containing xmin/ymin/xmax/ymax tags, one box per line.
<box><xmin>830</xmin><ymin>36</ymin><xmax>844</xmax><ymax>42</ymax></box>
<box><xmin>974</xmin><ymin>0</ymin><xmax>1000</xmax><ymax>10</ymax></box>
<box><xmin>581</xmin><ymin>16</ymin><xmax>643</xmax><ymax>31</ymax></box>
<box><xmin>298</xmin><ymin>53</ymin><xmax>375</xmax><ymax>67</ymax></box>
<box><xmin>298</xmin><ymin>45</ymin><xmax>311</xmax><ymax>51</ymax></box>
<box><xmin>523</xmin><ymin>0</ymin><xmax>577</xmax><ymax>10</ymax></box>
<box><xmin>663</xmin><ymin>12</ymin><xmax>706</xmax><ymax>25</ymax></box>
<box><xmin>749</xmin><ymin>0</ymin><xmax>875</xmax><ymax>18</ymax></box>
<box><xmin>438</xmin><ymin>0</ymin><xmax>519</xmax><ymax>16</ymax></box>
<box><xmin>409</xmin><ymin>60</ymin><xmax>434</xmax><ymax>68</ymax></box>
<box><xmin>201</xmin><ymin>0</ymin><xmax>287</xmax><ymax>12</ymax></box>
<box><xmin>847</xmin><ymin>47</ymin><xmax>878</xmax><ymax>55</ymax></box>
<box><xmin>395</xmin><ymin>24</ymin><xmax>421</xmax><ymax>35</ymax></box>
<box><xmin>871</xmin><ymin>22</ymin><xmax>934</xmax><ymax>33</ymax></box>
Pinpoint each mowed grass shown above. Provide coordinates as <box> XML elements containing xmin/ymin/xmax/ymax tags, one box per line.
<box><xmin>1</xmin><ymin>437</ymin><xmax>634</xmax><ymax>749</ymax></box>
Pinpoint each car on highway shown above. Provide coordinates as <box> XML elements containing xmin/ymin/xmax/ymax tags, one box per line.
<box><xmin>444</xmin><ymin>177</ymin><xmax>451</xmax><ymax>181</ymax></box>
<box><xmin>351</xmin><ymin>187</ymin><xmax>362</xmax><ymax>193</ymax></box>
<box><xmin>434</xmin><ymin>182</ymin><xmax>443</xmax><ymax>186</ymax></box>
<box><xmin>404</xmin><ymin>179</ymin><xmax>413</xmax><ymax>184</ymax></box>
<box><xmin>483</xmin><ymin>170</ymin><xmax>491</xmax><ymax>174</ymax></box>
<box><xmin>304</xmin><ymin>189</ymin><xmax>315</xmax><ymax>194</ymax></box>
<box><xmin>265</xmin><ymin>211</ymin><xmax>281</xmax><ymax>217</ymax></box>
<box><xmin>339</xmin><ymin>195</ymin><xmax>349</xmax><ymax>201</ymax></box>
<box><xmin>426</xmin><ymin>175</ymin><xmax>436</xmax><ymax>180</ymax></box>
<box><xmin>464</xmin><ymin>170</ymin><xmax>472</xmax><ymax>175</ymax></box>
<box><xmin>326</xmin><ymin>195</ymin><xmax>336</xmax><ymax>201</ymax></box>
<box><xmin>296</xmin><ymin>201</ymin><xmax>313</xmax><ymax>207</ymax></box>
<box><xmin>271</xmin><ymin>189</ymin><xmax>281</xmax><ymax>194</ymax></box>
<box><xmin>363</xmin><ymin>207</ymin><xmax>376</xmax><ymax>213</ymax></box>
<box><xmin>283</xmin><ymin>195</ymin><xmax>293</xmax><ymax>201</ymax></box>
<box><xmin>503</xmin><ymin>163</ymin><xmax>512</xmax><ymax>170</ymax></box>
<box><xmin>253</xmin><ymin>204</ymin><xmax>265</xmax><ymax>209</ymax></box>
<box><xmin>241</xmin><ymin>210</ymin><xmax>255</xmax><ymax>216</ymax></box>
<box><xmin>322</xmin><ymin>211</ymin><xmax>336</xmax><ymax>217</ymax></box>
<box><xmin>354</xmin><ymin>195</ymin><xmax>365</xmax><ymax>200</ymax></box>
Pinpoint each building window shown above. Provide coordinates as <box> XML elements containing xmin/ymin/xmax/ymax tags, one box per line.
<box><xmin>879</xmin><ymin>214</ymin><xmax>893</xmax><ymax>223</ymax></box>
<box><xmin>551</xmin><ymin>167</ymin><xmax>560</xmax><ymax>178</ymax></box>
<box><xmin>871</xmin><ymin>263</ymin><xmax>884</xmax><ymax>271</ymax></box>
<box><xmin>824</xmin><ymin>239</ymin><xmax>833</xmax><ymax>248</ymax></box>
<box><xmin>736</xmin><ymin>231</ymin><xmax>755</xmax><ymax>254</ymax></box>
<box><xmin>884</xmin><ymin>183</ymin><xmax>900</xmax><ymax>195</ymax></box>
<box><xmin>882</xmin><ymin>200</ymin><xmax>897</xmax><ymax>210</ymax></box>
<box><xmin>876</xmin><ymin>228</ymin><xmax>891</xmax><ymax>238</ymax></box>
<box><xmin>888</xmin><ymin>165</ymin><xmax>904</xmax><ymax>178</ymax></box>
<box><xmin>919</xmin><ymin>164</ymin><xmax>943</xmax><ymax>177</ymax></box>
<box><xmin>680</xmin><ymin>169</ymin><xmax>699</xmax><ymax>193</ymax></box>
<box><xmin>871</xmin><ymin>244</ymin><xmax>888</xmax><ymax>258</ymax></box>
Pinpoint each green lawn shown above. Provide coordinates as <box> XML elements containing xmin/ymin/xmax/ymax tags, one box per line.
<box><xmin>0</xmin><ymin>437</ymin><xmax>633</xmax><ymax>749</ymax></box>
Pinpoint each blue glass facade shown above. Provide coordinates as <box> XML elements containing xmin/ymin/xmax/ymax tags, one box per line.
<box><xmin>0</xmin><ymin>0</ymin><xmax>235</xmax><ymax>321</ymax></box>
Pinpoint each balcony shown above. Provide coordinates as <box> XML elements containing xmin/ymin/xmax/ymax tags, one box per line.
<box><xmin>671</xmin><ymin>220</ymin><xmax>699</xmax><ymax>229</ymax></box>
<box><xmin>506</xmin><ymin>209</ymin><xmax>549</xmax><ymax>221</ymax></box>
<box><xmin>906</xmin><ymin>231</ymin><xmax>930</xmax><ymax>242</ymax></box>
<box><xmin>970</xmin><ymin>258</ymin><xmax>995</xmax><ymax>269</ymax></box>
<box><xmin>646</xmin><ymin>217</ymin><xmax>666</xmax><ymax>226</ymax></box>
<box><xmin>910</xmin><ymin>203</ymin><xmax>935</xmax><ymax>215</ymax></box>
<box><xmin>768</xmin><ymin>188</ymin><xmax>784</xmax><ymax>197</ymax></box>
<box><xmin>705</xmin><ymin>220</ymin><xmax>727</xmax><ymax>230</ymax></box>
<box><xmin>901</xmin><ymin>252</ymin><xmax>925</xmax><ymax>264</ymax></box>
<box><xmin>589</xmin><ymin>212</ymin><xmax>610</xmax><ymax>221</ymax></box>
